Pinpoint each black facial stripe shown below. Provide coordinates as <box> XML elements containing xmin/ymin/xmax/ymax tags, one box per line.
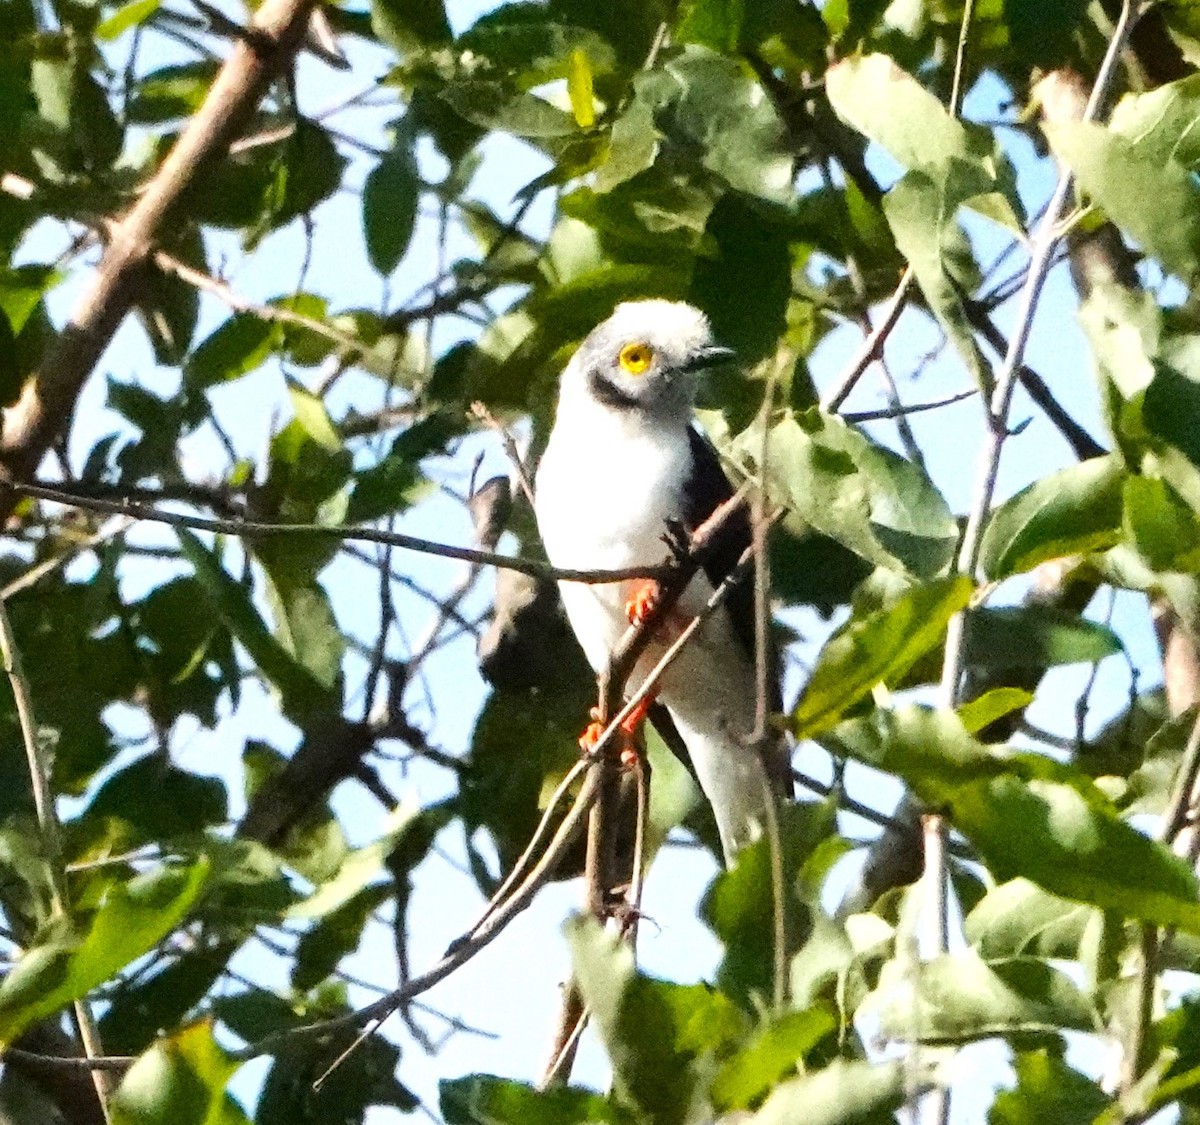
<box><xmin>587</xmin><ymin>369</ymin><xmax>641</xmax><ymax>411</ymax></box>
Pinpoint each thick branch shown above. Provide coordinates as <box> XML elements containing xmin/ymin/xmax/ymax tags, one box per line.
<box><xmin>0</xmin><ymin>0</ymin><xmax>317</xmax><ymax>499</ymax></box>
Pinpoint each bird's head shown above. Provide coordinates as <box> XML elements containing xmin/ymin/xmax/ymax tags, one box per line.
<box><xmin>560</xmin><ymin>300</ymin><xmax>736</xmax><ymax>422</ymax></box>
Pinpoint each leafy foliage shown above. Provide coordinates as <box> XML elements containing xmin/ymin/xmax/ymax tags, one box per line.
<box><xmin>1</xmin><ymin>0</ymin><xmax>1200</xmax><ymax>1122</ymax></box>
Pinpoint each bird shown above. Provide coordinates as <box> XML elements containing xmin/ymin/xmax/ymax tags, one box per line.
<box><xmin>534</xmin><ymin>299</ymin><xmax>791</xmax><ymax>866</ymax></box>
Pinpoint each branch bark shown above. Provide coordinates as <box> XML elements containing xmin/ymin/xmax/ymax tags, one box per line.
<box><xmin>0</xmin><ymin>0</ymin><xmax>317</xmax><ymax>502</ymax></box>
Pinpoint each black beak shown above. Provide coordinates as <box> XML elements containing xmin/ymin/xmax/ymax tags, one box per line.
<box><xmin>680</xmin><ymin>345</ymin><xmax>737</xmax><ymax>374</ymax></box>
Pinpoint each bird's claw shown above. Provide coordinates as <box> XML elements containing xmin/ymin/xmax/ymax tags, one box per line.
<box><xmin>578</xmin><ymin>720</ymin><xmax>605</xmax><ymax>753</ymax></box>
<box><xmin>625</xmin><ymin>579</ymin><xmax>661</xmax><ymax>626</ymax></box>
<box><xmin>579</xmin><ymin>694</ymin><xmax>655</xmax><ymax>768</ymax></box>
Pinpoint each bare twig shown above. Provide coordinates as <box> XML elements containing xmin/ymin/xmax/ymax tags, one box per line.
<box><xmin>0</xmin><ymin>516</ymin><xmax>132</xmax><ymax>601</ymax></box>
<box><xmin>821</xmin><ymin>269</ymin><xmax>914</xmax><ymax>412</ymax></box>
<box><xmin>939</xmin><ymin>0</ymin><xmax>1143</xmax><ymax>705</ymax></box>
<box><xmin>272</xmin><ymin>764</ymin><xmax>601</xmax><ymax>1069</ymax></box>
<box><xmin>840</xmin><ymin>389</ymin><xmax>977</xmax><ymax>423</ymax></box>
<box><xmin>0</xmin><ymin>1049</ymin><xmax>135</xmax><ymax>1073</ymax></box>
<box><xmin>471</xmin><ymin>403</ymin><xmax>535</xmax><ymax>506</ymax></box>
<box><xmin>0</xmin><ymin>591</ymin><xmax>114</xmax><ymax>1117</ymax></box>
<box><xmin>6</xmin><ymin>480</ymin><xmax>681</xmax><ymax>585</ymax></box>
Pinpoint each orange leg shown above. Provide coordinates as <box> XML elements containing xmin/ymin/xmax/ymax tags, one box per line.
<box><xmin>617</xmin><ymin>692</ymin><xmax>657</xmax><ymax>768</ymax></box>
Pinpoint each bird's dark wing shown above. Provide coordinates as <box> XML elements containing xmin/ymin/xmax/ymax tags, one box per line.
<box><xmin>681</xmin><ymin>425</ymin><xmax>756</xmax><ymax>662</ymax></box>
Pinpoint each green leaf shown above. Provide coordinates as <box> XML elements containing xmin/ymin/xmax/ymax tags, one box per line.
<box><xmin>827</xmin><ymin>55</ymin><xmax>1005</xmax><ymax>186</ymax></box>
<box><xmin>1123</xmin><ymin>473</ymin><xmax>1200</xmax><ymax>571</ymax></box>
<box><xmin>84</xmin><ymin>752</ymin><xmax>228</xmax><ymax>847</ymax></box>
<box><xmin>186</xmin><ymin>314</ymin><xmax>279</xmax><ymax>389</ymax></box>
<box><xmin>701</xmin><ymin>802</ymin><xmax>838</xmax><ymax>1006</ymax></box>
<box><xmin>254</xmin><ymin>120</ymin><xmax>346</xmax><ymax>239</ymax></box>
<box><xmin>1108</xmin><ymin>74</ymin><xmax>1200</xmax><ymax>172</ymax></box>
<box><xmin>260</xmin><ymin>569</ymin><xmax>344</xmax><ymax>693</ymax></box>
<box><xmin>710</xmin><ymin>1006</ymin><xmax>838</xmax><ymax>1111</ymax></box>
<box><xmin>0</xmin><ymin>266</ymin><xmax>62</xmax><ymax>335</ymax></box>
<box><xmin>870</xmin><ymin>951</ymin><xmax>1095</xmax><ymax>1043</ymax></box>
<box><xmin>456</xmin><ymin>17</ymin><xmax>618</xmax><ymax>85</ymax></box>
<box><xmin>97</xmin><ymin>0</ymin><xmax>162</xmax><ymax>40</ymax></box>
<box><xmin>792</xmin><ymin>575</ymin><xmax>974</xmax><ymax>738</ymax></box>
<box><xmin>689</xmin><ymin>194</ymin><xmax>791</xmax><ymax>366</ymax></box>
<box><xmin>826</xmin><ymin>54</ymin><xmax>1021</xmax><ymax>385</ymax></box>
<box><xmin>883</xmin><ymin>170</ymin><xmax>991</xmax><ymax>387</ymax></box>
<box><xmin>1005</xmin><ymin>0</ymin><xmax>1091</xmax><ymax>68</ymax></box>
<box><xmin>102</xmin><ymin>954</ymin><xmax>228</xmax><ymax>1056</ymax></box>
<box><xmin>292</xmin><ymin>885</ymin><xmax>388</xmax><ymax>992</ymax></box>
<box><xmin>833</xmin><ymin>706</ymin><xmax>1200</xmax><ymax>933</ymax></box>
<box><xmin>990</xmin><ymin>1048</ymin><xmax>1112</xmax><ymax>1124</ymax></box>
<box><xmin>1143</xmin><ymin>362</ymin><xmax>1200</xmax><ymax>466</ymax></box>
<box><xmin>441</xmin><ymin>81</ymin><xmax>578</xmax><ymax>139</ymax></box>
<box><xmin>287</xmin><ymin>801</ymin><xmax>419</xmax><ymax>921</ymax></box>
<box><xmin>749</xmin><ymin>411</ymin><xmax>959</xmax><ymax>578</ymax></box>
<box><xmin>128</xmin><ymin>62</ymin><xmax>219</xmax><ymax>124</ymax></box>
<box><xmin>676</xmin><ymin>0</ymin><xmax>742</xmax><ymax>51</ymax></box>
<box><xmin>637</xmin><ymin>47</ymin><xmax>793</xmax><ymax>202</ymax></box>
<box><xmin>362</xmin><ymin>148</ymin><xmax>420</xmax><ymax>275</ymax></box>
<box><xmin>568</xmin><ymin>915</ymin><xmax>746</xmax><ymax>1125</ymax></box>
<box><xmin>964</xmin><ymin>606</ymin><xmax>1122</xmax><ymax>668</ymax></box>
<box><xmin>567</xmin><ymin>48</ymin><xmax>596</xmax><ymax>128</ymax></box>
<box><xmin>965</xmin><ymin>878</ymin><xmax>1098</xmax><ymax>961</ymax></box>
<box><xmin>753</xmin><ymin>1059</ymin><xmax>912</xmax><ymax>1125</ymax></box>
<box><xmin>1045</xmin><ymin>118</ymin><xmax>1200</xmax><ymax>283</ymax></box>
<box><xmin>176</xmin><ymin>529</ymin><xmax>336</xmax><ymax>722</ymax></box>
<box><xmin>112</xmin><ymin>1020</ymin><xmax>248</xmax><ymax>1125</ymax></box>
<box><xmin>980</xmin><ymin>454</ymin><xmax>1125</xmax><ymax>579</ymax></box>
<box><xmin>371</xmin><ymin>0</ymin><xmax>451</xmax><ymax>54</ymax></box>
<box><xmin>440</xmin><ymin>1075</ymin><xmax>619</xmax><ymax>1125</ymax></box>
<box><xmin>137</xmin><ymin>227</ymin><xmax>205</xmax><ymax>365</ymax></box>
<box><xmin>957</xmin><ymin>688</ymin><xmax>1035</xmax><ymax>735</ymax></box>
<box><xmin>0</xmin><ymin>862</ymin><xmax>209</xmax><ymax>1044</ymax></box>
<box><xmin>287</xmin><ymin>382</ymin><xmax>341</xmax><ymax>454</ymax></box>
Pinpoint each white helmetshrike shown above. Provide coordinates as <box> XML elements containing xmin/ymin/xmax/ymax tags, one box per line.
<box><xmin>534</xmin><ymin>299</ymin><xmax>791</xmax><ymax>866</ymax></box>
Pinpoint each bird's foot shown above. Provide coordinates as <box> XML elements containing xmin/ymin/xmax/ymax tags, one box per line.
<box><xmin>577</xmin><ymin>717</ymin><xmax>605</xmax><ymax>754</ymax></box>
<box><xmin>625</xmin><ymin>579</ymin><xmax>690</xmax><ymax>643</ymax></box>
<box><xmin>625</xmin><ymin>579</ymin><xmax>661</xmax><ymax>627</ymax></box>
<box><xmin>617</xmin><ymin>694</ymin><xmax>656</xmax><ymax>769</ymax></box>
<box><xmin>578</xmin><ymin>695</ymin><xmax>656</xmax><ymax>768</ymax></box>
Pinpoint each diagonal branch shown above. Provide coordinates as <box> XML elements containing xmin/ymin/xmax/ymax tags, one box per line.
<box><xmin>0</xmin><ymin>0</ymin><xmax>318</xmax><ymax>507</ymax></box>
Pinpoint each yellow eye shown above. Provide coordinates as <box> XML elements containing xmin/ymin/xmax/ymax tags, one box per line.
<box><xmin>618</xmin><ymin>342</ymin><xmax>654</xmax><ymax>375</ymax></box>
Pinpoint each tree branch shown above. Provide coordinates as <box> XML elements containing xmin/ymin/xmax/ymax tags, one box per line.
<box><xmin>6</xmin><ymin>480</ymin><xmax>681</xmax><ymax>584</ymax></box>
<box><xmin>0</xmin><ymin>0</ymin><xmax>319</xmax><ymax>503</ymax></box>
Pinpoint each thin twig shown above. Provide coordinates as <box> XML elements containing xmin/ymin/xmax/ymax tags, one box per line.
<box><xmin>7</xmin><ymin>479</ymin><xmax>680</xmax><ymax>585</ymax></box>
<box><xmin>840</xmin><ymin>389</ymin><xmax>977</xmax><ymax>423</ymax></box>
<box><xmin>0</xmin><ymin>516</ymin><xmax>132</xmax><ymax>601</ymax></box>
<box><xmin>948</xmin><ymin>0</ymin><xmax>977</xmax><ymax>116</ymax></box>
<box><xmin>280</xmin><ymin>764</ymin><xmax>602</xmax><ymax>1070</ymax></box>
<box><xmin>1125</xmin><ymin>706</ymin><xmax>1200</xmax><ymax>1089</ymax></box>
<box><xmin>0</xmin><ymin>1048</ymin><xmax>136</xmax><ymax>1073</ymax></box>
<box><xmin>471</xmin><ymin>403</ymin><xmax>535</xmax><ymax>506</ymax></box>
<box><xmin>939</xmin><ymin>0</ymin><xmax>1142</xmax><ymax>705</ymax></box>
<box><xmin>462</xmin><ymin>759</ymin><xmax>588</xmax><ymax>940</ymax></box>
<box><xmin>0</xmin><ymin>591</ymin><xmax>114</xmax><ymax>1117</ymax></box>
<box><xmin>821</xmin><ymin>269</ymin><xmax>914</xmax><ymax>412</ymax></box>
<box><xmin>751</xmin><ymin>361</ymin><xmax>788</xmax><ymax>1010</ymax></box>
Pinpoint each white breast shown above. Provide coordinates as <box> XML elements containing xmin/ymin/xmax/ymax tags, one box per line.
<box><xmin>535</xmin><ymin>401</ymin><xmax>692</xmax><ymax>672</ymax></box>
